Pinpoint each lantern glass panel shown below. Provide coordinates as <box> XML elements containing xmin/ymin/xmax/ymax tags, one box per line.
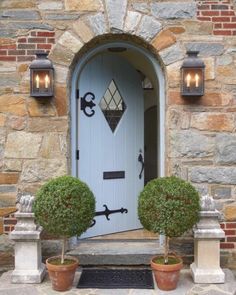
<box><xmin>182</xmin><ymin>68</ymin><xmax>204</xmax><ymax>95</ymax></box>
<box><xmin>182</xmin><ymin>68</ymin><xmax>204</xmax><ymax>96</ymax></box>
<box><xmin>31</xmin><ymin>69</ymin><xmax>53</xmax><ymax>97</ymax></box>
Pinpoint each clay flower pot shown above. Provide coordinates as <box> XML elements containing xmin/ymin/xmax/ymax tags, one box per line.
<box><xmin>151</xmin><ymin>255</ymin><xmax>183</xmax><ymax>291</ymax></box>
<box><xmin>46</xmin><ymin>256</ymin><xmax>78</xmax><ymax>291</ymax></box>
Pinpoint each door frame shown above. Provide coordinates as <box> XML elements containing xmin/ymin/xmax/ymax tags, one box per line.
<box><xmin>71</xmin><ymin>41</ymin><xmax>165</xmax><ymax>179</ymax></box>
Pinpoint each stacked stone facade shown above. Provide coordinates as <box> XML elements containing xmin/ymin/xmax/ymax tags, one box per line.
<box><xmin>0</xmin><ymin>0</ymin><xmax>236</xmax><ymax>268</ymax></box>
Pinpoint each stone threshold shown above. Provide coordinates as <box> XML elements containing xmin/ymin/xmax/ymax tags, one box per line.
<box><xmin>68</xmin><ymin>239</ymin><xmax>162</xmax><ymax>266</ymax></box>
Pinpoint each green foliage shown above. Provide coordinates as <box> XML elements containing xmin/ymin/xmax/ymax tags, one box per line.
<box><xmin>33</xmin><ymin>175</ymin><xmax>95</xmax><ymax>238</ymax></box>
<box><xmin>138</xmin><ymin>176</ymin><xmax>200</xmax><ymax>238</ymax></box>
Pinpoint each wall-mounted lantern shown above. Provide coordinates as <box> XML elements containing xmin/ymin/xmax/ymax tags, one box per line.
<box><xmin>181</xmin><ymin>51</ymin><xmax>205</xmax><ymax>97</ymax></box>
<box><xmin>30</xmin><ymin>51</ymin><xmax>54</xmax><ymax>98</ymax></box>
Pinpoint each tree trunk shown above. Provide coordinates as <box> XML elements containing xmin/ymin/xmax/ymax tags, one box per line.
<box><xmin>164</xmin><ymin>236</ymin><xmax>169</xmax><ymax>264</ymax></box>
<box><xmin>61</xmin><ymin>237</ymin><xmax>66</xmax><ymax>264</ymax></box>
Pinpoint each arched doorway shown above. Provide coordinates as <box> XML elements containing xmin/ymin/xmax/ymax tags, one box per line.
<box><xmin>71</xmin><ymin>41</ymin><xmax>165</xmax><ymax>238</ymax></box>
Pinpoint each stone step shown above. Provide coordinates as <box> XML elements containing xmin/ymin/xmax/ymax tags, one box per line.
<box><xmin>67</xmin><ymin>239</ymin><xmax>163</xmax><ymax>266</ymax></box>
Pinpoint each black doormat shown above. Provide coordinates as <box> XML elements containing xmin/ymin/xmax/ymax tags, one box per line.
<box><xmin>77</xmin><ymin>268</ymin><xmax>154</xmax><ymax>289</ymax></box>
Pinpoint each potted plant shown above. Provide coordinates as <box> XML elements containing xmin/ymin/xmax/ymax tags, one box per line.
<box><xmin>33</xmin><ymin>175</ymin><xmax>95</xmax><ymax>291</ymax></box>
<box><xmin>138</xmin><ymin>176</ymin><xmax>200</xmax><ymax>291</ymax></box>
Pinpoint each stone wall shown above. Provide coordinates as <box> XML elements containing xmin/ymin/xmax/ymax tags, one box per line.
<box><xmin>0</xmin><ymin>0</ymin><xmax>236</xmax><ymax>267</ymax></box>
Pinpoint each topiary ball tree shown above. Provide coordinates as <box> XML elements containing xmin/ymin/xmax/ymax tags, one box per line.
<box><xmin>33</xmin><ymin>175</ymin><xmax>95</xmax><ymax>264</ymax></box>
<box><xmin>138</xmin><ymin>176</ymin><xmax>200</xmax><ymax>264</ymax></box>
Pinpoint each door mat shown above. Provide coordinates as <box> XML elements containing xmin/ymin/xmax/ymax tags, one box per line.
<box><xmin>77</xmin><ymin>268</ymin><xmax>154</xmax><ymax>289</ymax></box>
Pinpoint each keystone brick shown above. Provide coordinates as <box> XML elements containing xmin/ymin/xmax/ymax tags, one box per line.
<box><xmin>105</xmin><ymin>0</ymin><xmax>127</xmax><ymax>31</ymax></box>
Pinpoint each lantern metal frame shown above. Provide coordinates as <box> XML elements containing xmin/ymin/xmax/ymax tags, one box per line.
<box><xmin>30</xmin><ymin>51</ymin><xmax>54</xmax><ymax>98</ymax></box>
<box><xmin>181</xmin><ymin>51</ymin><xmax>205</xmax><ymax>97</ymax></box>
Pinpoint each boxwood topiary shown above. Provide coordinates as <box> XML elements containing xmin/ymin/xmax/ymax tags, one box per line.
<box><xmin>33</xmin><ymin>175</ymin><xmax>95</xmax><ymax>264</ymax></box>
<box><xmin>138</xmin><ymin>176</ymin><xmax>200</xmax><ymax>264</ymax></box>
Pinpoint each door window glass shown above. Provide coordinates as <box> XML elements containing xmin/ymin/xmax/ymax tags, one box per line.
<box><xmin>99</xmin><ymin>80</ymin><xmax>126</xmax><ymax>132</ymax></box>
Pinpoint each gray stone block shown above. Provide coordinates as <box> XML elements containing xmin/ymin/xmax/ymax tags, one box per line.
<box><xmin>6</xmin><ymin>22</ymin><xmax>53</xmax><ymax>31</ymax></box>
<box><xmin>5</xmin><ymin>132</ymin><xmax>42</xmax><ymax>159</ymax></box>
<box><xmin>0</xmin><ymin>10</ymin><xmax>40</xmax><ymax>20</ymax></box>
<box><xmin>190</xmin><ymin>167</ymin><xmax>236</xmax><ymax>184</ymax></box>
<box><xmin>49</xmin><ymin>44</ymin><xmax>74</xmax><ymax>66</ymax></box>
<box><xmin>44</xmin><ymin>13</ymin><xmax>79</xmax><ymax>20</ymax></box>
<box><xmin>160</xmin><ymin>43</ymin><xmax>185</xmax><ymax>65</ymax></box>
<box><xmin>0</xmin><ymin>29</ymin><xmax>16</xmax><ymax>38</ymax></box>
<box><xmin>170</xmin><ymin>130</ymin><xmax>214</xmax><ymax>158</ymax></box>
<box><xmin>124</xmin><ymin>11</ymin><xmax>142</xmax><ymax>33</ymax></box>
<box><xmin>216</xmin><ymin>134</ymin><xmax>236</xmax><ymax>164</ymax></box>
<box><xmin>212</xmin><ymin>187</ymin><xmax>232</xmax><ymax>199</ymax></box>
<box><xmin>68</xmin><ymin>240</ymin><xmax>161</xmax><ymax>265</ymax></box>
<box><xmin>137</xmin><ymin>15</ymin><xmax>162</xmax><ymax>41</ymax></box>
<box><xmin>185</xmin><ymin>42</ymin><xmax>224</xmax><ymax>56</ymax></box>
<box><xmin>132</xmin><ymin>3</ymin><xmax>150</xmax><ymax>14</ymax></box>
<box><xmin>105</xmin><ymin>0</ymin><xmax>127</xmax><ymax>30</ymax></box>
<box><xmin>0</xmin><ymin>74</ymin><xmax>19</xmax><ymax>88</ymax></box>
<box><xmin>194</xmin><ymin>184</ymin><xmax>209</xmax><ymax>196</ymax></box>
<box><xmin>217</xmin><ymin>54</ymin><xmax>233</xmax><ymax>66</ymax></box>
<box><xmin>21</xmin><ymin>159</ymin><xmax>67</xmax><ymax>183</ymax></box>
<box><xmin>38</xmin><ymin>2</ymin><xmax>63</xmax><ymax>10</ymax></box>
<box><xmin>151</xmin><ymin>2</ymin><xmax>196</xmax><ymax>19</ymax></box>
<box><xmin>88</xmin><ymin>13</ymin><xmax>107</xmax><ymax>35</ymax></box>
<box><xmin>0</xmin><ymin>186</ymin><xmax>16</xmax><ymax>193</ymax></box>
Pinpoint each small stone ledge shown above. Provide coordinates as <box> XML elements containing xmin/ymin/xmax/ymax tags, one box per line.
<box><xmin>10</xmin><ymin>231</ymin><xmax>41</xmax><ymax>240</ymax></box>
<box><xmin>190</xmin><ymin>263</ymin><xmax>225</xmax><ymax>284</ymax></box>
<box><xmin>194</xmin><ymin>229</ymin><xmax>226</xmax><ymax>239</ymax></box>
<box><xmin>11</xmin><ymin>265</ymin><xmax>46</xmax><ymax>284</ymax></box>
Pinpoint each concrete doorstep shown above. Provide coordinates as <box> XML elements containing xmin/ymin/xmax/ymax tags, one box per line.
<box><xmin>67</xmin><ymin>240</ymin><xmax>162</xmax><ymax>265</ymax></box>
<box><xmin>0</xmin><ymin>268</ymin><xmax>235</xmax><ymax>295</ymax></box>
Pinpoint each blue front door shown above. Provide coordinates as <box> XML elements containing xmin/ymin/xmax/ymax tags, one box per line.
<box><xmin>78</xmin><ymin>53</ymin><xmax>144</xmax><ymax>237</ymax></box>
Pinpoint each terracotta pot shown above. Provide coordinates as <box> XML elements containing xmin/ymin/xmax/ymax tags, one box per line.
<box><xmin>46</xmin><ymin>256</ymin><xmax>78</xmax><ymax>291</ymax></box>
<box><xmin>151</xmin><ymin>255</ymin><xmax>183</xmax><ymax>291</ymax></box>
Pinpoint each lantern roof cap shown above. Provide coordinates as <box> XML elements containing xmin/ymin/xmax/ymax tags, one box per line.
<box><xmin>30</xmin><ymin>51</ymin><xmax>54</xmax><ymax>69</ymax></box>
<box><xmin>181</xmin><ymin>51</ymin><xmax>205</xmax><ymax>69</ymax></box>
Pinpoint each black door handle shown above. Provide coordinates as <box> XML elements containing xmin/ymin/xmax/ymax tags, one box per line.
<box><xmin>138</xmin><ymin>153</ymin><xmax>144</xmax><ymax>179</ymax></box>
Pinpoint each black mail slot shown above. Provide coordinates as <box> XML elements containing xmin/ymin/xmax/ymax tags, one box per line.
<box><xmin>103</xmin><ymin>171</ymin><xmax>125</xmax><ymax>179</ymax></box>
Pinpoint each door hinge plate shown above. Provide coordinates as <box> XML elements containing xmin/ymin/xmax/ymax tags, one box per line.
<box><xmin>76</xmin><ymin>149</ymin><xmax>79</xmax><ymax>160</ymax></box>
<box><xmin>76</xmin><ymin>89</ymin><xmax>80</xmax><ymax>99</ymax></box>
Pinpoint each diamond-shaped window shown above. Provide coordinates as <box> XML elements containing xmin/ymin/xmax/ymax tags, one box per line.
<box><xmin>99</xmin><ymin>80</ymin><xmax>126</xmax><ymax>132</ymax></box>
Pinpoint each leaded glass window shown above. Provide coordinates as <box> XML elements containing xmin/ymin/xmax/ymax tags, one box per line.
<box><xmin>99</xmin><ymin>80</ymin><xmax>126</xmax><ymax>132</ymax></box>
